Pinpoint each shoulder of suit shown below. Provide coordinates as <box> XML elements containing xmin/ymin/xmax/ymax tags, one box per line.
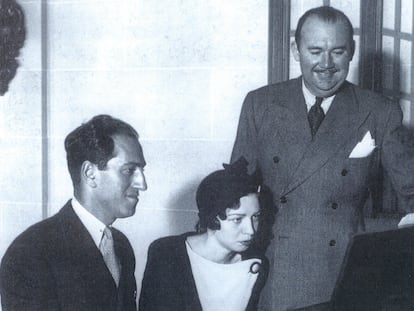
<box><xmin>345</xmin><ymin>82</ymin><xmax>397</xmax><ymax>111</ymax></box>
<box><xmin>3</xmin><ymin>201</ymin><xmax>85</xmax><ymax>254</ymax></box>
<box><xmin>248</xmin><ymin>78</ymin><xmax>298</xmax><ymax>97</ymax></box>
<box><xmin>1</xmin><ymin>207</ymin><xmax>67</xmax><ymax>260</ymax></box>
<box><xmin>149</xmin><ymin>232</ymin><xmax>193</xmax><ymax>252</ymax></box>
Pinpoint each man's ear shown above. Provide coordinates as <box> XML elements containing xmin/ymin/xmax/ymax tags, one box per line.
<box><xmin>349</xmin><ymin>39</ymin><xmax>356</xmax><ymax>61</ymax></box>
<box><xmin>291</xmin><ymin>41</ymin><xmax>300</xmax><ymax>62</ymax></box>
<box><xmin>81</xmin><ymin>161</ymin><xmax>97</xmax><ymax>188</ymax></box>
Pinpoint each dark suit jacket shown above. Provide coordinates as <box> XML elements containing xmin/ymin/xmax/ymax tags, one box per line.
<box><xmin>0</xmin><ymin>201</ymin><xmax>137</xmax><ymax>311</ymax></box>
<box><xmin>139</xmin><ymin>233</ymin><xmax>269</xmax><ymax>311</ymax></box>
<box><xmin>231</xmin><ymin>78</ymin><xmax>414</xmax><ymax>310</ymax></box>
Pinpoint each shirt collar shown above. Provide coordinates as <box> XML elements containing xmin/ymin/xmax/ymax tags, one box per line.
<box><xmin>301</xmin><ymin>80</ymin><xmax>335</xmax><ymax>114</ymax></box>
<box><xmin>71</xmin><ymin>197</ymin><xmax>107</xmax><ymax>248</ymax></box>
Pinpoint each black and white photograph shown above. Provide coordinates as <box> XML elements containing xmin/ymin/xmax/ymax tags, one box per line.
<box><xmin>0</xmin><ymin>1</ymin><xmax>414</xmax><ymax>310</ymax></box>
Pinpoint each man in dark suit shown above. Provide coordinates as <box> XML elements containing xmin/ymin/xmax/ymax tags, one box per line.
<box><xmin>231</xmin><ymin>6</ymin><xmax>414</xmax><ymax>311</ymax></box>
<box><xmin>0</xmin><ymin>114</ymin><xmax>147</xmax><ymax>310</ymax></box>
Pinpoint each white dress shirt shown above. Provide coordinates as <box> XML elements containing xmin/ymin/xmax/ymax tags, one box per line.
<box><xmin>71</xmin><ymin>197</ymin><xmax>107</xmax><ymax>248</ymax></box>
<box><xmin>302</xmin><ymin>81</ymin><xmax>335</xmax><ymax>114</ymax></box>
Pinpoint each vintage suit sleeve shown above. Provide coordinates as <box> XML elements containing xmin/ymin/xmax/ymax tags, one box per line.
<box><xmin>381</xmin><ymin>105</ymin><xmax>414</xmax><ymax>213</ymax></box>
<box><xmin>139</xmin><ymin>241</ymin><xmax>177</xmax><ymax>311</ymax></box>
<box><xmin>139</xmin><ymin>236</ymin><xmax>201</xmax><ymax>311</ymax></box>
<box><xmin>0</xmin><ymin>231</ymin><xmax>60</xmax><ymax>310</ymax></box>
<box><xmin>231</xmin><ymin>91</ymin><xmax>260</xmax><ymax>173</ymax></box>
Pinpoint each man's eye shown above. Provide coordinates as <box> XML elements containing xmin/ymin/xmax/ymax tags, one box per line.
<box><xmin>309</xmin><ymin>50</ymin><xmax>321</xmax><ymax>55</ymax></box>
<box><xmin>332</xmin><ymin>49</ymin><xmax>345</xmax><ymax>55</ymax></box>
<box><xmin>123</xmin><ymin>168</ymin><xmax>135</xmax><ymax>175</ymax></box>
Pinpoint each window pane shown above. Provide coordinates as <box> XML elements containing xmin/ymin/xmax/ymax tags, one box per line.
<box><xmin>382</xmin><ymin>36</ymin><xmax>394</xmax><ymax>90</ymax></box>
<box><xmin>348</xmin><ymin>35</ymin><xmax>360</xmax><ymax>84</ymax></box>
<box><xmin>291</xmin><ymin>0</ymin><xmax>323</xmax><ymax>31</ymax></box>
<box><xmin>383</xmin><ymin>0</ymin><xmax>395</xmax><ymax>30</ymax></box>
<box><xmin>400</xmin><ymin>40</ymin><xmax>412</xmax><ymax>93</ymax></box>
<box><xmin>330</xmin><ymin>0</ymin><xmax>360</xmax><ymax>28</ymax></box>
<box><xmin>401</xmin><ymin>0</ymin><xmax>413</xmax><ymax>34</ymax></box>
<box><xmin>400</xmin><ymin>99</ymin><xmax>412</xmax><ymax>126</ymax></box>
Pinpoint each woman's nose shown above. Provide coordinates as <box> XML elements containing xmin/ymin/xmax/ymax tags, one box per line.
<box><xmin>244</xmin><ymin>218</ymin><xmax>255</xmax><ymax>235</ymax></box>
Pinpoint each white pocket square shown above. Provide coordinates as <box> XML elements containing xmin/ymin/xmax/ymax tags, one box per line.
<box><xmin>349</xmin><ymin>131</ymin><xmax>376</xmax><ymax>158</ymax></box>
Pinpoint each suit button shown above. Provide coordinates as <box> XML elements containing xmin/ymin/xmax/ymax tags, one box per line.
<box><xmin>280</xmin><ymin>196</ymin><xmax>287</xmax><ymax>204</ymax></box>
<box><xmin>273</xmin><ymin>156</ymin><xmax>280</xmax><ymax>163</ymax></box>
<box><xmin>341</xmin><ymin>169</ymin><xmax>348</xmax><ymax>176</ymax></box>
<box><xmin>331</xmin><ymin>203</ymin><xmax>338</xmax><ymax>210</ymax></box>
<box><xmin>329</xmin><ymin>240</ymin><xmax>336</xmax><ymax>246</ymax></box>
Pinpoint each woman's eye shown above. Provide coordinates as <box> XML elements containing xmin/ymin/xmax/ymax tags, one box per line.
<box><xmin>230</xmin><ymin>218</ymin><xmax>242</xmax><ymax>224</ymax></box>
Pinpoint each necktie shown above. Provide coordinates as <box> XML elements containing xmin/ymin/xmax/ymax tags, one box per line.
<box><xmin>308</xmin><ymin>96</ymin><xmax>325</xmax><ymax>138</ymax></box>
<box><xmin>99</xmin><ymin>227</ymin><xmax>121</xmax><ymax>286</ymax></box>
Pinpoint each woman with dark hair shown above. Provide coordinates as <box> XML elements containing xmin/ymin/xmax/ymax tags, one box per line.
<box><xmin>139</xmin><ymin>157</ymin><xmax>274</xmax><ymax>311</ymax></box>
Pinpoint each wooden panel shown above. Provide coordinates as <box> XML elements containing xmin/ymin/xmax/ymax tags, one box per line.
<box><xmin>268</xmin><ymin>0</ymin><xmax>291</xmax><ymax>83</ymax></box>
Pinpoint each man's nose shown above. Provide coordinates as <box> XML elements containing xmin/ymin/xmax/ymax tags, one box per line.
<box><xmin>321</xmin><ymin>52</ymin><xmax>334</xmax><ymax>68</ymax></box>
<box><xmin>132</xmin><ymin>169</ymin><xmax>147</xmax><ymax>191</ymax></box>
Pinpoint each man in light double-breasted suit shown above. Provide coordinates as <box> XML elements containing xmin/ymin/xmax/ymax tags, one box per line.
<box><xmin>231</xmin><ymin>6</ymin><xmax>414</xmax><ymax>310</ymax></box>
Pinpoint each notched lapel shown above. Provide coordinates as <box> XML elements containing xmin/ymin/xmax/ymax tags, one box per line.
<box><xmin>285</xmin><ymin>84</ymin><xmax>371</xmax><ymax>194</ymax></box>
<box><xmin>60</xmin><ymin>204</ymin><xmax>118</xmax><ymax>290</ymax></box>
<box><xmin>264</xmin><ymin>81</ymin><xmax>312</xmax><ymax>168</ymax></box>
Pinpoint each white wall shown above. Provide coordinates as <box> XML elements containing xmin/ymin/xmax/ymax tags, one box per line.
<box><xmin>46</xmin><ymin>0</ymin><xmax>268</xmax><ymax>297</ymax></box>
<box><xmin>0</xmin><ymin>0</ymin><xmax>43</xmax><ymax>260</ymax></box>
<box><xmin>0</xmin><ymin>1</ymin><xmax>268</xmax><ymax>305</ymax></box>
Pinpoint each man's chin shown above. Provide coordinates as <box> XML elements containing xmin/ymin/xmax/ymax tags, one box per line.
<box><xmin>313</xmin><ymin>82</ymin><xmax>343</xmax><ymax>97</ymax></box>
<box><xmin>119</xmin><ymin>206</ymin><xmax>137</xmax><ymax>218</ymax></box>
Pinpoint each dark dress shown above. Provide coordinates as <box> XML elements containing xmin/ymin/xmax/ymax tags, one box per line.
<box><xmin>139</xmin><ymin>232</ymin><xmax>269</xmax><ymax>311</ymax></box>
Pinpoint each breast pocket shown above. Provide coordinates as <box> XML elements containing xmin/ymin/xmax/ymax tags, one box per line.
<box><xmin>342</xmin><ymin>149</ymin><xmax>377</xmax><ymax>190</ymax></box>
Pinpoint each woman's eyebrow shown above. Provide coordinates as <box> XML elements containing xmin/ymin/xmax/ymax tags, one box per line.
<box><xmin>227</xmin><ymin>212</ymin><xmax>245</xmax><ymax>216</ymax></box>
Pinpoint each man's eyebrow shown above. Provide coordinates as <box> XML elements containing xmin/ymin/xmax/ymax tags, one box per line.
<box><xmin>332</xmin><ymin>46</ymin><xmax>347</xmax><ymax>50</ymax></box>
<box><xmin>123</xmin><ymin>161</ymin><xmax>145</xmax><ymax>167</ymax></box>
<box><xmin>307</xmin><ymin>47</ymin><xmax>322</xmax><ymax>51</ymax></box>
<box><xmin>307</xmin><ymin>45</ymin><xmax>347</xmax><ymax>50</ymax></box>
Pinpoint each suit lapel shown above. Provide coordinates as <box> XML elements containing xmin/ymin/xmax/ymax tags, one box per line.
<box><xmin>266</xmin><ymin>78</ymin><xmax>313</xmax><ymax>179</ymax></box>
<box><xmin>58</xmin><ymin>203</ymin><xmax>118</xmax><ymax>291</ymax></box>
<box><xmin>284</xmin><ymin>83</ymin><xmax>371</xmax><ymax>194</ymax></box>
<box><xmin>270</xmin><ymin>80</ymin><xmax>312</xmax><ymax>145</ymax></box>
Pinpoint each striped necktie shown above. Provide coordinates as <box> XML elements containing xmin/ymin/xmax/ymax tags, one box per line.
<box><xmin>308</xmin><ymin>96</ymin><xmax>325</xmax><ymax>139</ymax></box>
<box><xmin>99</xmin><ymin>226</ymin><xmax>121</xmax><ymax>286</ymax></box>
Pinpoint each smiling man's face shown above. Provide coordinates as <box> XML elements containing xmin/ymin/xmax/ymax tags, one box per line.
<box><xmin>291</xmin><ymin>16</ymin><xmax>355</xmax><ymax>98</ymax></box>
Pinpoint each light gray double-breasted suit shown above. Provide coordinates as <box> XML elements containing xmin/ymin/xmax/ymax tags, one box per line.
<box><xmin>231</xmin><ymin>77</ymin><xmax>414</xmax><ymax>310</ymax></box>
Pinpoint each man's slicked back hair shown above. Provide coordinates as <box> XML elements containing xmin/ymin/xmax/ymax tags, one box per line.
<box><xmin>294</xmin><ymin>6</ymin><xmax>354</xmax><ymax>48</ymax></box>
<box><xmin>64</xmin><ymin>114</ymin><xmax>141</xmax><ymax>186</ymax></box>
